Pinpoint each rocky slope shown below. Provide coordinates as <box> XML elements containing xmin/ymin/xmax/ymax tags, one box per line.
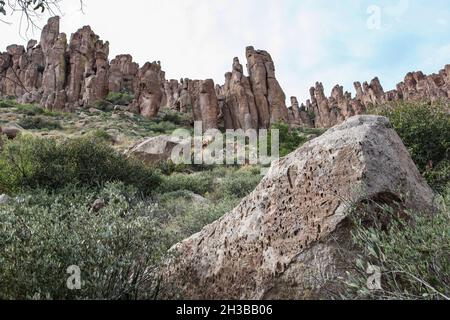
<box><xmin>1</xmin><ymin>16</ymin><xmax>449</xmax><ymax>130</ymax></box>
<box><xmin>160</xmin><ymin>116</ymin><xmax>435</xmax><ymax>299</ymax></box>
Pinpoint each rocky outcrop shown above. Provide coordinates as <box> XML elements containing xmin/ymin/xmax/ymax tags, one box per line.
<box><xmin>219</xmin><ymin>57</ymin><xmax>259</xmax><ymax>130</ymax></box>
<box><xmin>128</xmin><ymin>135</ymin><xmax>186</xmax><ymax>166</ymax></box>
<box><xmin>288</xmin><ymin>96</ymin><xmax>313</xmax><ymax>128</ymax></box>
<box><xmin>39</xmin><ymin>17</ymin><xmax>68</xmax><ymax>110</ymax></box>
<box><xmin>108</xmin><ymin>54</ymin><xmax>139</xmax><ymax>94</ymax></box>
<box><xmin>246</xmin><ymin>46</ymin><xmax>288</xmax><ymax>128</ymax></box>
<box><xmin>1</xmin><ymin>16</ymin><xmax>449</xmax><ymax>129</ymax></box>
<box><xmin>131</xmin><ymin>61</ymin><xmax>165</xmax><ymax>118</ymax></box>
<box><xmin>304</xmin><ymin>67</ymin><xmax>450</xmax><ymax>128</ymax></box>
<box><xmin>198</xmin><ymin>79</ymin><xmax>220</xmax><ymax>130</ymax></box>
<box><xmin>161</xmin><ymin>116</ymin><xmax>435</xmax><ymax>299</ymax></box>
<box><xmin>67</xmin><ymin>25</ymin><xmax>110</xmax><ymax>107</ymax></box>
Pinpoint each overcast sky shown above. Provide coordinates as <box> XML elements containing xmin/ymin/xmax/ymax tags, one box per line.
<box><xmin>1</xmin><ymin>0</ymin><xmax>450</xmax><ymax>103</ymax></box>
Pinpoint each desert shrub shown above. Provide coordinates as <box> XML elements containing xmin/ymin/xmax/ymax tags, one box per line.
<box><xmin>269</xmin><ymin>122</ymin><xmax>307</xmax><ymax>157</ymax></box>
<box><xmin>0</xmin><ymin>182</ymin><xmax>170</xmax><ymax>300</ymax></box>
<box><xmin>158</xmin><ymin>171</ymin><xmax>214</xmax><ymax>196</ymax></box>
<box><xmin>15</xmin><ymin>104</ymin><xmax>45</xmax><ymax>116</ymax></box>
<box><xmin>0</xmin><ymin>99</ymin><xmax>17</xmax><ymax>109</ymax></box>
<box><xmin>18</xmin><ymin>116</ymin><xmax>62</xmax><ymax>130</ymax></box>
<box><xmin>0</xmin><ymin>135</ymin><xmax>161</xmax><ymax>195</ymax></box>
<box><xmin>106</xmin><ymin>92</ymin><xmax>134</xmax><ymax>106</ymax></box>
<box><xmin>88</xmin><ymin>129</ymin><xmax>114</xmax><ymax>143</ymax></box>
<box><xmin>159</xmin><ymin>108</ymin><xmax>192</xmax><ymax>126</ymax></box>
<box><xmin>423</xmin><ymin>160</ymin><xmax>450</xmax><ymax>194</ymax></box>
<box><xmin>372</xmin><ymin>102</ymin><xmax>449</xmax><ymax>190</ymax></box>
<box><xmin>216</xmin><ymin>166</ymin><xmax>262</xmax><ymax>198</ymax></box>
<box><xmin>345</xmin><ymin>188</ymin><xmax>450</xmax><ymax>300</ymax></box>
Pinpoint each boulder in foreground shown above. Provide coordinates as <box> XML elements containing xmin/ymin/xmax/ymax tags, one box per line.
<box><xmin>160</xmin><ymin>115</ymin><xmax>435</xmax><ymax>299</ymax></box>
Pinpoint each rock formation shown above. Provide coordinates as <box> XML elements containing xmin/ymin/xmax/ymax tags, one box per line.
<box><xmin>128</xmin><ymin>135</ymin><xmax>186</xmax><ymax>166</ymax></box>
<box><xmin>246</xmin><ymin>46</ymin><xmax>288</xmax><ymax>128</ymax></box>
<box><xmin>304</xmin><ymin>67</ymin><xmax>450</xmax><ymax>128</ymax></box>
<box><xmin>66</xmin><ymin>25</ymin><xmax>110</xmax><ymax>107</ymax></box>
<box><xmin>219</xmin><ymin>57</ymin><xmax>259</xmax><ymax>130</ymax></box>
<box><xmin>161</xmin><ymin>116</ymin><xmax>435</xmax><ymax>299</ymax></box>
<box><xmin>108</xmin><ymin>54</ymin><xmax>139</xmax><ymax>94</ymax></box>
<box><xmin>131</xmin><ymin>61</ymin><xmax>165</xmax><ymax>118</ymax></box>
<box><xmin>0</xmin><ymin>16</ymin><xmax>449</xmax><ymax>129</ymax></box>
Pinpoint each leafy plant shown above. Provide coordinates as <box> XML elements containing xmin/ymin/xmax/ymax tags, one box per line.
<box><xmin>371</xmin><ymin>102</ymin><xmax>449</xmax><ymax>191</ymax></box>
<box><xmin>0</xmin><ymin>182</ymin><xmax>170</xmax><ymax>300</ymax></box>
<box><xmin>18</xmin><ymin>116</ymin><xmax>62</xmax><ymax>130</ymax></box>
<box><xmin>345</xmin><ymin>188</ymin><xmax>450</xmax><ymax>300</ymax></box>
<box><xmin>0</xmin><ymin>135</ymin><xmax>161</xmax><ymax>195</ymax></box>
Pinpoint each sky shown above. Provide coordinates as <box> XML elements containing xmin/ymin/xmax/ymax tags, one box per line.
<box><xmin>1</xmin><ymin>0</ymin><xmax>450</xmax><ymax>103</ymax></box>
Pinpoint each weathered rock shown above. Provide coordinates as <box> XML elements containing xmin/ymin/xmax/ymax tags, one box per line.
<box><xmin>221</xmin><ymin>57</ymin><xmax>259</xmax><ymax>130</ymax></box>
<box><xmin>0</xmin><ymin>124</ymin><xmax>23</xmax><ymax>139</ymax></box>
<box><xmin>132</xmin><ymin>61</ymin><xmax>165</xmax><ymax>118</ymax></box>
<box><xmin>128</xmin><ymin>135</ymin><xmax>186</xmax><ymax>166</ymax></box>
<box><xmin>0</xmin><ymin>194</ymin><xmax>11</xmax><ymax>205</ymax></box>
<box><xmin>108</xmin><ymin>54</ymin><xmax>139</xmax><ymax>94</ymax></box>
<box><xmin>161</xmin><ymin>116</ymin><xmax>435</xmax><ymax>300</ymax></box>
<box><xmin>198</xmin><ymin>79</ymin><xmax>219</xmax><ymax>130</ymax></box>
<box><xmin>246</xmin><ymin>46</ymin><xmax>288</xmax><ymax>128</ymax></box>
<box><xmin>40</xmin><ymin>18</ymin><xmax>68</xmax><ymax>111</ymax></box>
<box><xmin>67</xmin><ymin>25</ymin><xmax>109</xmax><ymax>106</ymax></box>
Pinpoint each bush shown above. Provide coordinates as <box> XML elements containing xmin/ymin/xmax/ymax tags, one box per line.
<box><xmin>0</xmin><ymin>135</ymin><xmax>161</xmax><ymax>195</ymax></box>
<box><xmin>372</xmin><ymin>102</ymin><xmax>449</xmax><ymax>191</ymax></box>
<box><xmin>0</xmin><ymin>183</ymin><xmax>170</xmax><ymax>299</ymax></box>
<box><xmin>105</xmin><ymin>92</ymin><xmax>134</xmax><ymax>106</ymax></box>
<box><xmin>345</xmin><ymin>188</ymin><xmax>450</xmax><ymax>300</ymax></box>
<box><xmin>158</xmin><ymin>171</ymin><xmax>214</xmax><ymax>195</ymax></box>
<box><xmin>0</xmin><ymin>99</ymin><xmax>17</xmax><ymax>109</ymax></box>
<box><xmin>18</xmin><ymin>116</ymin><xmax>62</xmax><ymax>130</ymax></box>
<box><xmin>217</xmin><ymin>167</ymin><xmax>262</xmax><ymax>198</ymax></box>
<box><xmin>269</xmin><ymin>122</ymin><xmax>307</xmax><ymax>157</ymax></box>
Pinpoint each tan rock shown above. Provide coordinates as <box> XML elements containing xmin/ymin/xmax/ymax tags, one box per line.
<box><xmin>161</xmin><ymin>116</ymin><xmax>435</xmax><ymax>300</ymax></box>
<box><xmin>128</xmin><ymin>135</ymin><xmax>186</xmax><ymax>166</ymax></box>
<box><xmin>108</xmin><ymin>54</ymin><xmax>139</xmax><ymax>94</ymax></box>
<box><xmin>132</xmin><ymin>61</ymin><xmax>165</xmax><ymax>118</ymax></box>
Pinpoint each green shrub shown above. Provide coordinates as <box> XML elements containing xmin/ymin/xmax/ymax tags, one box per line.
<box><xmin>345</xmin><ymin>188</ymin><xmax>450</xmax><ymax>300</ymax></box>
<box><xmin>423</xmin><ymin>160</ymin><xmax>450</xmax><ymax>194</ymax></box>
<box><xmin>0</xmin><ymin>99</ymin><xmax>17</xmax><ymax>109</ymax></box>
<box><xmin>18</xmin><ymin>116</ymin><xmax>62</xmax><ymax>130</ymax></box>
<box><xmin>372</xmin><ymin>102</ymin><xmax>449</xmax><ymax>191</ymax></box>
<box><xmin>158</xmin><ymin>171</ymin><xmax>214</xmax><ymax>195</ymax></box>
<box><xmin>269</xmin><ymin>122</ymin><xmax>308</xmax><ymax>157</ymax></box>
<box><xmin>0</xmin><ymin>135</ymin><xmax>161</xmax><ymax>195</ymax></box>
<box><xmin>0</xmin><ymin>182</ymin><xmax>170</xmax><ymax>299</ymax></box>
<box><xmin>160</xmin><ymin>108</ymin><xmax>192</xmax><ymax>126</ymax></box>
<box><xmin>88</xmin><ymin>129</ymin><xmax>114</xmax><ymax>143</ymax></box>
<box><xmin>105</xmin><ymin>92</ymin><xmax>134</xmax><ymax>106</ymax></box>
<box><xmin>15</xmin><ymin>104</ymin><xmax>45</xmax><ymax>116</ymax></box>
<box><xmin>217</xmin><ymin>167</ymin><xmax>262</xmax><ymax>198</ymax></box>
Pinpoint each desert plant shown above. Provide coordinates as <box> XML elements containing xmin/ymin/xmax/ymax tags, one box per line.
<box><xmin>105</xmin><ymin>92</ymin><xmax>134</xmax><ymax>106</ymax></box>
<box><xmin>18</xmin><ymin>116</ymin><xmax>62</xmax><ymax>130</ymax></box>
<box><xmin>344</xmin><ymin>188</ymin><xmax>450</xmax><ymax>300</ymax></box>
<box><xmin>371</xmin><ymin>102</ymin><xmax>449</xmax><ymax>191</ymax></box>
<box><xmin>0</xmin><ymin>182</ymin><xmax>170</xmax><ymax>300</ymax></box>
<box><xmin>0</xmin><ymin>135</ymin><xmax>161</xmax><ymax>195</ymax></box>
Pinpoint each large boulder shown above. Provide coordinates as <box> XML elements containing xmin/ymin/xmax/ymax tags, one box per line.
<box><xmin>128</xmin><ymin>135</ymin><xmax>185</xmax><ymax>166</ymax></box>
<box><xmin>161</xmin><ymin>115</ymin><xmax>435</xmax><ymax>300</ymax></box>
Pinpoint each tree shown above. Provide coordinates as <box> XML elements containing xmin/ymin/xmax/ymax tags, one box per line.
<box><xmin>0</xmin><ymin>0</ymin><xmax>84</xmax><ymax>32</ymax></box>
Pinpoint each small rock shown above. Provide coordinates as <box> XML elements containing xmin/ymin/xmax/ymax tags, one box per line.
<box><xmin>92</xmin><ymin>199</ymin><xmax>106</xmax><ymax>212</ymax></box>
<box><xmin>0</xmin><ymin>194</ymin><xmax>11</xmax><ymax>205</ymax></box>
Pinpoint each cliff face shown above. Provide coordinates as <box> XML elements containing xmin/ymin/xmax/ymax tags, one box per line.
<box><xmin>302</xmin><ymin>70</ymin><xmax>450</xmax><ymax>128</ymax></box>
<box><xmin>0</xmin><ymin>16</ymin><xmax>449</xmax><ymax>130</ymax></box>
